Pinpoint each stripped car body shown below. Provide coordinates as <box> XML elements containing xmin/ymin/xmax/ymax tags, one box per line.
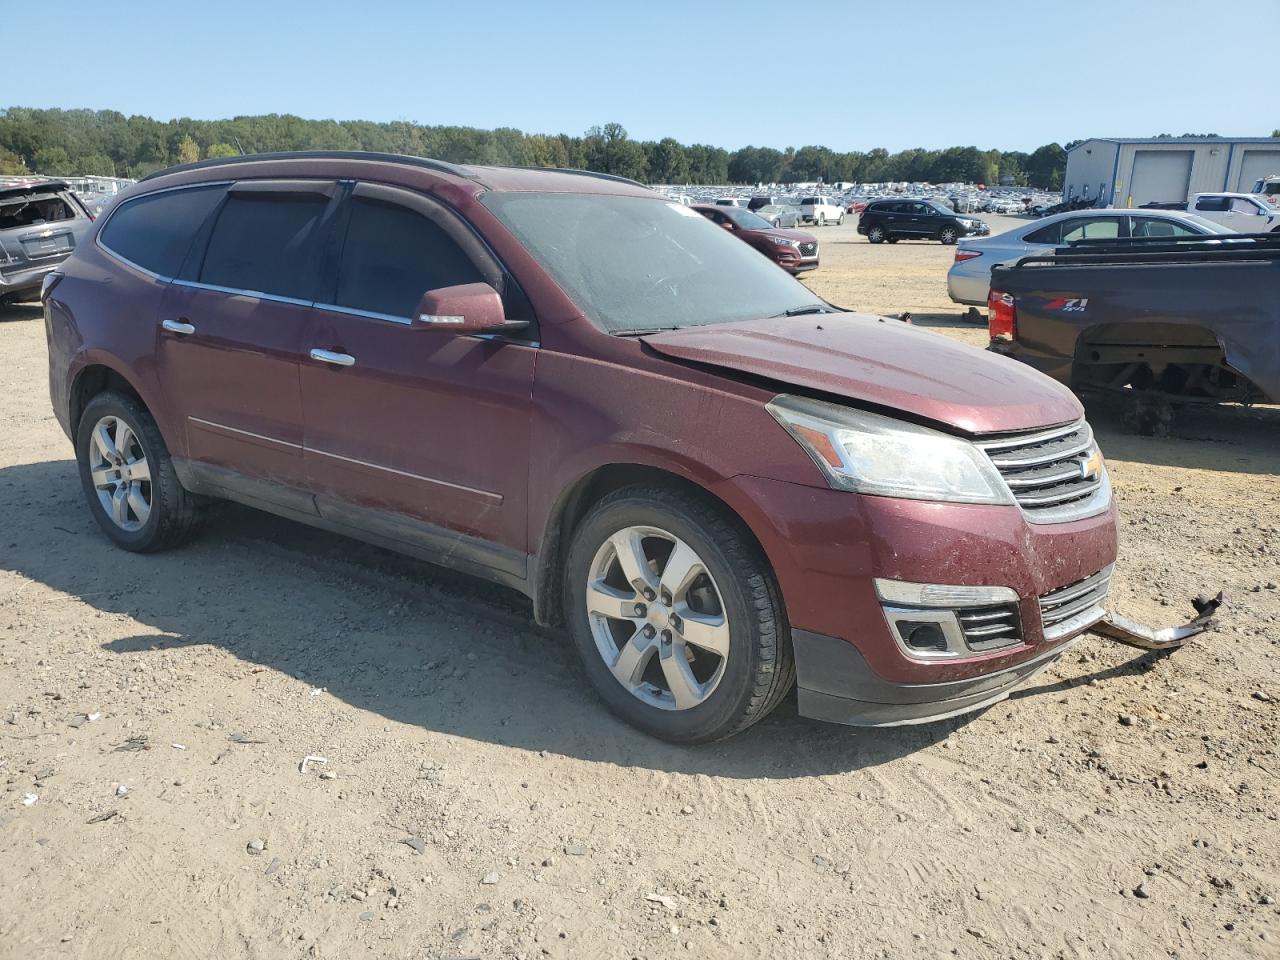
<box><xmin>0</xmin><ymin>180</ymin><xmax>93</xmax><ymax>304</ymax></box>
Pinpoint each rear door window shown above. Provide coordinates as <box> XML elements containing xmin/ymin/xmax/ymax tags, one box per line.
<box><xmin>1130</xmin><ymin>217</ymin><xmax>1201</xmax><ymax>238</ymax></box>
<box><xmin>333</xmin><ymin>195</ymin><xmax>482</xmax><ymax>319</ymax></box>
<box><xmin>98</xmin><ymin>185</ymin><xmax>226</xmax><ymax>278</ymax></box>
<box><xmin>1060</xmin><ymin>217</ymin><xmax>1123</xmax><ymax>243</ymax></box>
<box><xmin>200</xmin><ymin>191</ymin><xmax>330</xmax><ymax>300</ymax></box>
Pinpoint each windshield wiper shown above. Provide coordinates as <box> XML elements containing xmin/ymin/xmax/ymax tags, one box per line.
<box><xmin>775</xmin><ymin>305</ymin><xmax>832</xmax><ymax>317</ymax></box>
<box><xmin>611</xmin><ymin>326</ymin><xmax>682</xmax><ymax>337</ymax></box>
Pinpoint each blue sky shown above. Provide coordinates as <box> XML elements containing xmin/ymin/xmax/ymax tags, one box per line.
<box><xmin>8</xmin><ymin>0</ymin><xmax>1273</xmax><ymax>152</ymax></box>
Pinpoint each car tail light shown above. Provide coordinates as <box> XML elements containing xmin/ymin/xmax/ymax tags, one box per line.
<box><xmin>988</xmin><ymin>289</ymin><xmax>1016</xmax><ymax>341</ymax></box>
<box><xmin>954</xmin><ymin>249</ymin><xmax>982</xmax><ymax>262</ymax></box>
<box><xmin>40</xmin><ymin>271</ymin><xmax>64</xmax><ymax>304</ymax></box>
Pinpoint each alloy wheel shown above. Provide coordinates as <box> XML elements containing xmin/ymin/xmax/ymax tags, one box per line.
<box><xmin>585</xmin><ymin>525</ymin><xmax>730</xmax><ymax>711</ymax></box>
<box><xmin>87</xmin><ymin>415</ymin><xmax>152</xmax><ymax>531</ymax></box>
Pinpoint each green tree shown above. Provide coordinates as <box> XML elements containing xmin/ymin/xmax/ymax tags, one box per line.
<box><xmin>0</xmin><ymin>146</ymin><xmax>26</xmax><ymax>174</ymax></box>
<box><xmin>207</xmin><ymin>142</ymin><xmax>239</xmax><ymax>159</ymax></box>
<box><xmin>583</xmin><ymin>123</ymin><xmax>647</xmax><ymax>180</ymax></box>
<box><xmin>176</xmin><ymin>135</ymin><xmax>200</xmax><ymax>165</ymax></box>
<box><xmin>33</xmin><ymin>146</ymin><xmax>74</xmax><ymax>174</ymax></box>
<box><xmin>646</xmin><ymin>137</ymin><xmax>689</xmax><ymax>184</ymax></box>
<box><xmin>78</xmin><ymin>153</ymin><xmax>116</xmax><ymax>176</ymax></box>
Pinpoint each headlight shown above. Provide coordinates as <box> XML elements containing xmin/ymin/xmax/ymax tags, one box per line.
<box><xmin>770</xmin><ymin>236</ymin><xmax>797</xmax><ymax>247</ymax></box>
<box><xmin>766</xmin><ymin>395</ymin><xmax>1013</xmax><ymax>504</ymax></box>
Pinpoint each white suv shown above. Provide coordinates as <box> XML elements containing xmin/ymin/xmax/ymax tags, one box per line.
<box><xmin>1190</xmin><ymin>192</ymin><xmax>1280</xmax><ymax>232</ymax></box>
<box><xmin>798</xmin><ymin>196</ymin><xmax>844</xmax><ymax>226</ymax></box>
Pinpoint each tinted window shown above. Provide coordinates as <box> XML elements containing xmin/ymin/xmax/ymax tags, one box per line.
<box><xmin>1061</xmin><ymin>217</ymin><xmax>1122</xmax><ymax>243</ymax></box>
<box><xmin>334</xmin><ymin>197</ymin><xmax>482</xmax><ymax>319</ymax></box>
<box><xmin>1194</xmin><ymin>196</ymin><xmax>1230</xmax><ymax>212</ymax></box>
<box><xmin>99</xmin><ymin>185</ymin><xmax>225</xmax><ymax>277</ymax></box>
<box><xmin>1024</xmin><ymin>221</ymin><xmax>1063</xmax><ymax>244</ymax></box>
<box><xmin>1131</xmin><ymin>217</ymin><xmax>1202</xmax><ymax>238</ymax></box>
<box><xmin>200</xmin><ymin>192</ymin><xmax>329</xmax><ymax>300</ymax></box>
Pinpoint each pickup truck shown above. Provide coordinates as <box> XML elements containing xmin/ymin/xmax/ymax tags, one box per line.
<box><xmin>1187</xmin><ymin>192</ymin><xmax>1280</xmax><ymax>232</ymax></box>
<box><xmin>986</xmin><ymin>233</ymin><xmax>1280</xmax><ymax>432</ymax></box>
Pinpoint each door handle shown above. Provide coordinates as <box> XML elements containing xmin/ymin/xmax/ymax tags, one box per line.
<box><xmin>161</xmin><ymin>318</ymin><xmax>195</xmax><ymax>335</ymax></box>
<box><xmin>309</xmin><ymin>348</ymin><xmax>356</xmax><ymax>368</ymax></box>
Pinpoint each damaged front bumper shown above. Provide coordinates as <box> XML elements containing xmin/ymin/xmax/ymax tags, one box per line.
<box><xmin>794</xmin><ymin>593</ymin><xmax>1225</xmax><ymax>727</ymax></box>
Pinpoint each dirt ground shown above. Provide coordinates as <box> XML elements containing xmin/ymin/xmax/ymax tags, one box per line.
<box><xmin>2</xmin><ymin>219</ymin><xmax>1278</xmax><ymax>960</ymax></box>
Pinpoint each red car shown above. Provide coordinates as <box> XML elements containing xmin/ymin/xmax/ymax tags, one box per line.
<box><xmin>42</xmin><ymin>152</ymin><xmax>1117</xmax><ymax>742</ymax></box>
<box><xmin>693</xmin><ymin>204</ymin><xmax>819</xmax><ymax>273</ymax></box>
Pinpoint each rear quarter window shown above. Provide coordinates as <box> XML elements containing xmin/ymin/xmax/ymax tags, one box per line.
<box><xmin>99</xmin><ymin>185</ymin><xmax>227</xmax><ymax>278</ymax></box>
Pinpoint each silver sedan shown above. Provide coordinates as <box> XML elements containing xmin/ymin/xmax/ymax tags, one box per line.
<box><xmin>946</xmin><ymin>209</ymin><xmax>1231</xmax><ymax>307</ymax></box>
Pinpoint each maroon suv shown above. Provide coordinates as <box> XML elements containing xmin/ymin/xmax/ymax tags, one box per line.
<box><xmin>42</xmin><ymin>152</ymin><xmax>1118</xmax><ymax>742</ymax></box>
<box><xmin>693</xmin><ymin>204</ymin><xmax>819</xmax><ymax>273</ymax></box>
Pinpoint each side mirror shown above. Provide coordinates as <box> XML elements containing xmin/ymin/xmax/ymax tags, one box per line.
<box><xmin>411</xmin><ymin>282</ymin><xmax>527</xmax><ymax>334</ymax></box>
<box><xmin>721</xmin><ymin>221</ymin><xmax>735</xmax><ymax>231</ymax></box>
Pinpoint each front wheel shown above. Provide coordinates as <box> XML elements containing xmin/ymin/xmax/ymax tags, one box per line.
<box><xmin>76</xmin><ymin>391</ymin><xmax>203</xmax><ymax>552</ymax></box>
<box><xmin>939</xmin><ymin>226</ymin><xmax>959</xmax><ymax>244</ymax></box>
<box><xmin>564</xmin><ymin>485</ymin><xmax>794</xmax><ymax>743</ymax></box>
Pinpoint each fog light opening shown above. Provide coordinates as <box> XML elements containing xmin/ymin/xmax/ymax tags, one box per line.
<box><xmin>898</xmin><ymin>621</ymin><xmax>948</xmax><ymax>653</ymax></box>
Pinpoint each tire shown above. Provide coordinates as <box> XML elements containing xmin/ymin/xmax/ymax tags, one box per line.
<box><xmin>563</xmin><ymin>484</ymin><xmax>794</xmax><ymax>743</ymax></box>
<box><xmin>76</xmin><ymin>391</ymin><xmax>203</xmax><ymax>552</ymax></box>
<box><xmin>867</xmin><ymin>224</ymin><xmax>886</xmax><ymax>244</ymax></box>
<box><xmin>836</xmin><ymin>214</ymin><xmax>845</xmax><ymax>225</ymax></box>
<box><xmin>939</xmin><ymin>226</ymin><xmax>959</xmax><ymax>245</ymax></box>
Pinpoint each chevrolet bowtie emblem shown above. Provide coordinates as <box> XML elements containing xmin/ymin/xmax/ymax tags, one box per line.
<box><xmin>1080</xmin><ymin>449</ymin><xmax>1103</xmax><ymax>481</ymax></box>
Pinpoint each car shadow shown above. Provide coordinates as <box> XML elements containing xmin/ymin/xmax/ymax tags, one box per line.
<box><xmin>0</xmin><ymin>300</ymin><xmax>41</xmax><ymax>322</ymax></box>
<box><xmin>0</xmin><ymin>458</ymin><xmax>959</xmax><ymax>779</ymax></box>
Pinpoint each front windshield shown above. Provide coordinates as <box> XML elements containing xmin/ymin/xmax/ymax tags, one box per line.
<box><xmin>721</xmin><ymin>206</ymin><xmax>774</xmax><ymax>230</ymax></box>
<box><xmin>481</xmin><ymin>192</ymin><xmax>826</xmax><ymax>334</ymax></box>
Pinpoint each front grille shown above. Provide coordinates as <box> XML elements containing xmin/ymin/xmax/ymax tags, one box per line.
<box><xmin>799</xmin><ymin>241</ymin><xmax>817</xmax><ymax>256</ymax></box>
<box><xmin>957</xmin><ymin>603</ymin><xmax>1021</xmax><ymax>651</ymax></box>
<box><xmin>974</xmin><ymin>420</ymin><xmax>1105</xmax><ymax>522</ymax></box>
<box><xmin>1039</xmin><ymin>565</ymin><xmax>1112</xmax><ymax>640</ymax></box>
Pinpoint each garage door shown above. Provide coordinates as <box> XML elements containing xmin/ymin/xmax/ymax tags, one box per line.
<box><xmin>1129</xmin><ymin>150</ymin><xmax>1194</xmax><ymax>206</ymax></box>
<box><xmin>1236</xmin><ymin>150</ymin><xmax>1280</xmax><ymax>193</ymax></box>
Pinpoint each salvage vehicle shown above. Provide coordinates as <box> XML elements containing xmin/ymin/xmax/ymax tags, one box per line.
<box><xmin>45</xmin><ymin>151</ymin><xmax>1145</xmax><ymax>742</ymax></box>
<box><xmin>693</xmin><ymin>204</ymin><xmax>818</xmax><ymax>272</ymax></box>
<box><xmin>987</xmin><ymin>232</ymin><xmax>1280</xmax><ymax>431</ymax></box>
<box><xmin>858</xmin><ymin>198</ymin><xmax>989</xmax><ymax>245</ymax></box>
<box><xmin>947</xmin><ymin>209</ymin><xmax>1229</xmax><ymax>308</ymax></box>
<box><xmin>754</xmin><ymin>203</ymin><xmax>804</xmax><ymax>229</ymax></box>
<box><xmin>1250</xmin><ymin>174</ymin><xmax>1279</xmax><ymax>205</ymax></box>
<box><xmin>0</xmin><ymin>180</ymin><xmax>94</xmax><ymax>305</ymax></box>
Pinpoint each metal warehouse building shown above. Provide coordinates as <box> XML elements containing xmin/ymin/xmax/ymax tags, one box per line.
<box><xmin>1064</xmin><ymin>137</ymin><xmax>1280</xmax><ymax>207</ymax></box>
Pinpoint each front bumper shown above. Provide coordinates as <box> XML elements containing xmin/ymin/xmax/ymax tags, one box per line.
<box><xmin>710</xmin><ymin>475</ymin><xmax>1118</xmax><ymax>724</ymax></box>
<box><xmin>794</xmin><ymin>628</ymin><xmax>1075</xmax><ymax>726</ymax></box>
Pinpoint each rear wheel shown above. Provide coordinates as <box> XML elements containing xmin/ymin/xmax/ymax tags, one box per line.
<box><xmin>76</xmin><ymin>392</ymin><xmax>203</xmax><ymax>552</ymax></box>
<box><xmin>939</xmin><ymin>226</ymin><xmax>959</xmax><ymax>244</ymax></box>
<box><xmin>867</xmin><ymin>224</ymin><xmax>886</xmax><ymax>244</ymax></box>
<box><xmin>564</xmin><ymin>485</ymin><xmax>793</xmax><ymax>743</ymax></box>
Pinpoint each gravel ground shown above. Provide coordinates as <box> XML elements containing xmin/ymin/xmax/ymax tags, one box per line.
<box><xmin>1</xmin><ymin>220</ymin><xmax>1277</xmax><ymax>959</ymax></box>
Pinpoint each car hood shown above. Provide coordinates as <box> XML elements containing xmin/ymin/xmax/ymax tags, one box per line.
<box><xmin>752</xmin><ymin>227</ymin><xmax>816</xmax><ymax>243</ymax></box>
<box><xmin>641</xmin><ymin>313</ymin><xmax>1083</xmax><ymax>434</ymax></box>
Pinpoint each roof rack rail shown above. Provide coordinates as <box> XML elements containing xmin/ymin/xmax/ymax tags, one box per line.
<box><xmin>531</xmin><ymin>166</ymin><xmax>647</xmax><ymax>188</ymax></box>
<box><xmin>140</xmin><ymin>150</ymin><xmax>480</xmax><ymax>183</ymax></box>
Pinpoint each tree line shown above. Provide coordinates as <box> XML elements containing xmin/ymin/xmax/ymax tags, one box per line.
<box><xmin>0</xmin><ymin>106</ymin><xmax>1076</xmax><ymax>188</ymax></box>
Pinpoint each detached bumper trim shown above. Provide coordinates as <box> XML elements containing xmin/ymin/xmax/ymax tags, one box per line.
<box><xmin>793</xmin><ymin>628</ymin><xmax>1075</xmax><ymax>727</ymax></box>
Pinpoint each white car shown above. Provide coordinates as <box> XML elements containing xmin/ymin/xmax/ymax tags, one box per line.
<box><xmin>1251</xmin><ymin>175</ymin><xmax>1280</xmax><ymax>206</ymax></box>
<box><xmin>1188</xmin><ymin>192</ymin><xmax>1280</xmax><ymax>232</ymax></box>
<box><xmin>798</xmin><ymin>196</ymin><xmax>844</xmax><ymax>226</ymax></box>
<box><xmin>946</xmin><ymin>209</ymin><xmax>1231</xmax><ymax>307</ymax></box>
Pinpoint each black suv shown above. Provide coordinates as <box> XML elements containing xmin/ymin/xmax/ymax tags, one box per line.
<box><xmin>856</xmin><ymin>199</ymin><xmax>989</xmax><ymax>245</ymax></box>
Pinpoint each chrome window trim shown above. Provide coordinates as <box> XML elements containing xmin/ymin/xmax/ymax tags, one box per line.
<box><xmin>306</xmin><ymin>447</ymin><xmax>503</xmax><ymax>502</ymax></box>
<box><xmin>93</xmin><ymin>180</ymin><xmax>232</xmax><ymax>282</ymax></box>
<box><xmin>170</xmin><ymin>278</ymin><xmax>314</xmax><ymax>308</ymax></box>
<box><xmin>312</xmin><ymin>302</ymin><xmax>413</xmax><ymax>326</ymax></box>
